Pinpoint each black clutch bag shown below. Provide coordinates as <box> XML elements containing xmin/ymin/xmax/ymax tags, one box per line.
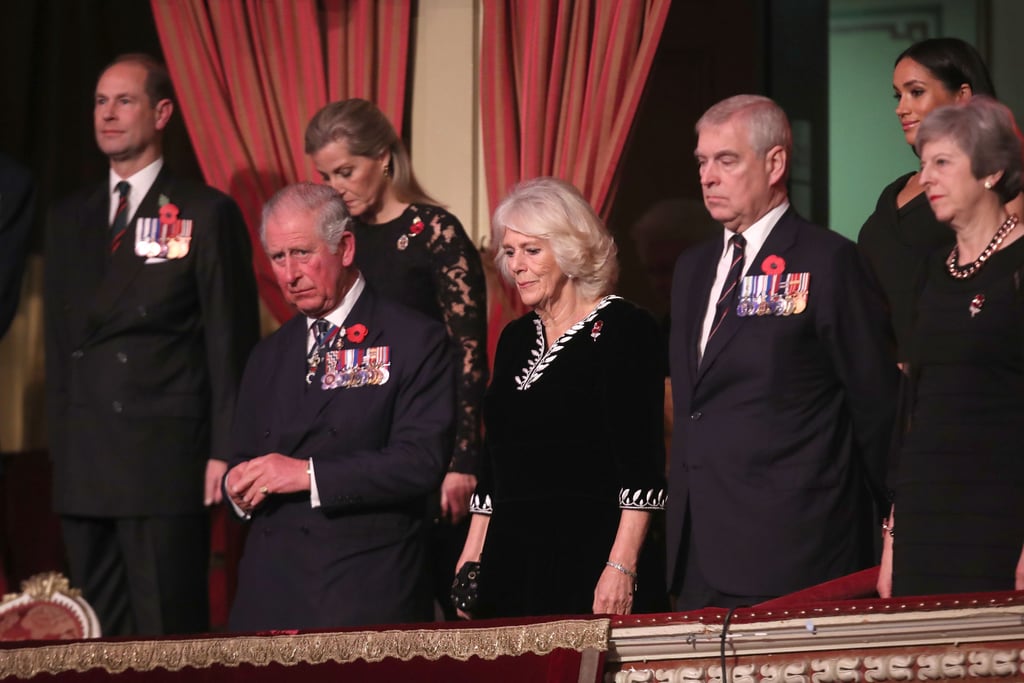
<box><xmin>450</xmin><ymin>561</ymin><xmax>482</xmax><ymax>614</ymax></box>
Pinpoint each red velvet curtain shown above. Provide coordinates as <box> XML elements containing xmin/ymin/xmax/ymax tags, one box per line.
<box><xmin>150</xmin><ymin>0</ymin><xmax>412</xmax><ymax>323</ymax></box>
<box><xmin>479</xmin><ymin>0</ymin><xmax>672</xmax><ymax>353</ymax></box>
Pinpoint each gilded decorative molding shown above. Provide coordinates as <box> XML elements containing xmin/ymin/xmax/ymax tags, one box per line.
<box><xmin>612</xmin><ymin>648</ymin><xmax>1024</xmax><ymax>683</ymax></box>
<box><xmin>0</xmin><ymin>618</ymin><xmax>610</xmax><ymax>679</ymax></box>
<box><xmin>1</xmin><ymin>572</ymin><xmax>80</xmax><ymax>603</ymax></box>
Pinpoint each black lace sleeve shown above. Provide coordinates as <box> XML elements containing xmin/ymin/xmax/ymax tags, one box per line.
<box><xmin>422</xmin><ymin>206</ymin><xmax>488</xmax><ymax>473</ymax></box>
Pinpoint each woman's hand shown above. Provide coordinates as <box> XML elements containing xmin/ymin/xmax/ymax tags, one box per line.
<box><xmin>453</xmin><ymin>514</ymin><xmax>490</xmax><ymax>619</ymax></box>
<box><xmin>877</xmin><ymin>509</ymin><xmax>895</xmax><ymax>598</ymax></box>
<box><xmin>593</xmin><ymin>564</ymin><xmax>635</xmax><ymax>615</ymax></box>
<box><xmin>1015</xmin><ymin>543</ymin><xmax>1024</xmax><ymax>590</ymax></box>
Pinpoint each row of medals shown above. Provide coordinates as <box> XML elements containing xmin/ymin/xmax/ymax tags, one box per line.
<box><xmin>135</xmin><ymin>217</ymin><xmax>193</xmax><ymax>259</ymax></box>
<box><xmin>737</xmin><ymin>272</ymin><xmax>811</xmax><ymax>317</ymax></box>
<box><xmin>308</xmin><ymin>339</ymin><xmax>391</xmax><ymax>390</ymax></box>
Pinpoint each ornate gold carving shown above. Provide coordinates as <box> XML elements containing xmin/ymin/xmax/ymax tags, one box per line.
<box><xmin>2</xmin><ymin>572</ymin><xmax>80</xmax><ymax>603</ymax></box>
<box><xmin>613</xmin><ymin>648</ymin><xmax>1024</xmax><ymax>683</ymax></box>
<box><xmin>0</xmin><ymin>618</ymin><xmax>609</xmax><ymax>679</ymax></box>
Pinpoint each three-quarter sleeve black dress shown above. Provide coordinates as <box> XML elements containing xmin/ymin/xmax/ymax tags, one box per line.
<box><xmin>890</xmin><ymin>237</ymin><xmax>1024</xmax><ymax>595</ymax></box>
<box><xmin>469</xmin><ymin>296</ymin><xmax>667</xmax><ymax>617</ymax></box>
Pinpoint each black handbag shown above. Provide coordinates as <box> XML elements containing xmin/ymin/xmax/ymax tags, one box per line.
<box><xmin>450</xmin><ymin>561</ymin><xmax>482</xmax><ymax>613</ymax></box>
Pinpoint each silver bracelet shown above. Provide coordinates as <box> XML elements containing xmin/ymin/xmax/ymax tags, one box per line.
<box><xmin>605</xmin><ymin>560</ymin><xmax>638</xmax><ymax>590</ymax></box>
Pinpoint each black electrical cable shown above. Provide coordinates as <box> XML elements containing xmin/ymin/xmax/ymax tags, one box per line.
<box><xmin>720</xmin><ymin>605</ymin><xmax>741</xmax><ymax>683</ymax></box>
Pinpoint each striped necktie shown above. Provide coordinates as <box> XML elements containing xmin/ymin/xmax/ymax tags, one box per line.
<box><xmin>109</xmin><ymin>181</ymin><xmax>131</xmax><ymax>253</ymax></box>
<box><xmin>306</xmin><ymin>319</ymin><xmax>331</xmax><ymax>385</ymax></box>
<box><xmin>707</xmin><ymin>233</ymin><xmax>746</xmax><ymax>342</ymax></box>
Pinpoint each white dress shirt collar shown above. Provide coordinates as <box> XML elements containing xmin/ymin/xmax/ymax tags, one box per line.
<box><xmin>721</xmin><ymin>200</ymin><xmax>790</xmax><ymax>276</ymax></box>
<box><xmin>698</xmin><ymin>201</ymin><xmax>790</xmax><ymax>357</ymax></box>
<box><xmin>108</xmin><ymin>157</ymin><xmax>163</xmax><ymax>225</ymax></box>
<box><xmin>305</xmin><ymin>274</ymin><xmax>366</xmax><ymax>349</ymax></box>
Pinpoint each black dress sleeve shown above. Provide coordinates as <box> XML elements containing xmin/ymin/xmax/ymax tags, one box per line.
<box><xmin>422</xmin><ymin>206</ymin><xmax>489</xmax><ymax>474</ymax></box>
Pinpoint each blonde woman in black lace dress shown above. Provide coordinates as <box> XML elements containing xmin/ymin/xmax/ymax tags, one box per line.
<box><xmin>306</xmin><ymin>100</ymin><xmax>487</xmax><ymax>618</ymax></box>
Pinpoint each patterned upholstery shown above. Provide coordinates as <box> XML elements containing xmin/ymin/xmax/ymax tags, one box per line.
<box><xmin>0</xmin><ymin>572</ymin><xmax>100</xmax><ymax>640</ymax></box>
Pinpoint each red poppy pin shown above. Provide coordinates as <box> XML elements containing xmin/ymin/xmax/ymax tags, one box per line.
<box><xmin>761</xmin><ymin>254</ymin><xmax>786</xmax><ymax>275</ymax></box>
<box><xmin>159</xmin><ymin>202</ymin><xmax>180</xmax><ymax>226</ymax></box>
<box><xmin>591</xmin><ymin>319</ymin><xmax>603</xmax><ymax>341</ymax></box>
<box><xmin>346</xmin><ymin>323</ymin><xmax>369</xmax><ymax>343</ymax></box>
<box><xmin>409</xmin><ymin>217</ymin><xmax>425</xmax><ymax>236</ymax></box>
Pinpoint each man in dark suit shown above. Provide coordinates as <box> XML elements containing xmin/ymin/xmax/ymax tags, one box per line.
<box><xmin>225</xmin><ymin>182</ymin><xmax>453</xmax><ymax>631</ymax></box>
<box><xmin>44</xmin><ymin>54</ymin><xmax>259</xmax><ymax>635</ymax></box>
<box><xmin>666</xmin><ymin>95</ymin><xmax>898</xmax><ymax>609</ymax></box>
<box><xmin>0</xmin><ymin>153</ymin><xmax>35</xmax><ymax>340</ymax></box>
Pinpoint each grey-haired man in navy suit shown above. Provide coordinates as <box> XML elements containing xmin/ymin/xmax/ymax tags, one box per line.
<box><xmin>225</xmin><ymin>182</ymin><xmax>453</xmax><ymax>631</ymax></box>
<box><xmin>666</xmin><ymin>95</ymin><xmax>898</xmax><ymax>609</ymax></box>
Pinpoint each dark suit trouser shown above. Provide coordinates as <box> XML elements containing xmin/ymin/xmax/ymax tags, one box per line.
<box><xmin>62</xmin><ymin>514</ymin><xmax>209</xmax><ymax>636</ymax></box>
<box><xmin>672</xmin><ymin>505</ymin><xmax>776</xmax><ymax>611</ymax></box>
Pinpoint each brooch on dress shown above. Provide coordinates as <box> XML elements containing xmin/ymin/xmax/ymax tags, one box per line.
<box><xmin>969</xmin><ymin>294</ymin><xmax>985</xmax><ymax>318</ymax></box>
<box><xmin>396</xmin><ymin>216</ymin><xmax>426</xmax><ymax>251</ymax></box>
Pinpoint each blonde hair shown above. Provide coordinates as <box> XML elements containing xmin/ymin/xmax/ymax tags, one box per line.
<box><xmin>492</xmin><ymin>177</ymin><xmax>618</xmax><ymax>300</ymax></box>
<box><xmin>305</xmin><ymin>99</ymin><xmax>437</xmax><ymax>205</ymax></box>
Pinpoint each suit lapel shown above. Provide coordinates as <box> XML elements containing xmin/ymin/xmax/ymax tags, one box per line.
<box><xmin>270</xmin><ymin>317</ymin><xmax>314</xmax><ymax>451</ymax></box>
<box><xmin>695</xmin><ymin>209</ymin><xmax>800</xmax><ymax>385</ymax></box>
<box><xmin>686</xmin><ymin>242</ymin><xmax>720</xmax><ymax>387</ymax></box>
<box><xmin>278</xmin><ymin>286</ymin><xmax>384</xmax><ymax>454</ymax></box>
<box><xmin>83</xmin><ymin>168</ymin><xmax>171</xmax><ymax>340</ymax></box>
<box><xmin>68</xmin><ymin>183</ymin><xmax>114</xmax><ymax>344</ymax></box>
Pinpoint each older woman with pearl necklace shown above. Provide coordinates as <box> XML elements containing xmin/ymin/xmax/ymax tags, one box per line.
<box><xmin>879</xmin><ymin>96</ymin><xmax>1024</xmax><ymax>597</ymax></box>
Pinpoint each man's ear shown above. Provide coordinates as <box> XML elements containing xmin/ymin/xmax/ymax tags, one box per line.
<box><xmin>338</xmin><ymin>230</ymin><xmax>356</xmax><ymax>267</ymax></box>
<box><xmin>155</xmin><ymin>99</ymin><xmax>174</xmax><ymax>131</ymax></box>
<box><xmin>766</xmin><ymin>145</ymin><xmax>787</xmax><ymax>186</ymax></box>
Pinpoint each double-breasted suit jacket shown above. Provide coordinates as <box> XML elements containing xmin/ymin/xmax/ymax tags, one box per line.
<box><xmin>667</xmin><ymin>208</ymin><xmax>898</xmax><ymax>598</ymax></box>
<box><xmin>227</xmin><ymin>285</ymin><xmax>454</xmax><ymax>631</ymax></box>
<box><xmin>44</xmin><ymin>166</ymin><xmax>260</xmax><ymax>516</ymax></box>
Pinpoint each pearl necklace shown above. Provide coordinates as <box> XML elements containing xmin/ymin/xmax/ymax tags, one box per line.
<box><xmin>946</xmin><ymin>214</ymin><xmax>1019</xmax><ymax>280</ymax></box>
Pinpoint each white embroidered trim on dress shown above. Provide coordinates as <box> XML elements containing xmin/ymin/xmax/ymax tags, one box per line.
<box><xmin>514</xmin><ymin>295</ymin><xmax>620</xmax><ymax>391</ymax></box>
<box><xmin>469</xmin><ymin>493</ymin><xmax>492</xmax><ymax>514</ymax></box>
<box><xmin>619</xmin><ymin>488</ymin><xmax>666</xmax><ymax>510</ymax></box>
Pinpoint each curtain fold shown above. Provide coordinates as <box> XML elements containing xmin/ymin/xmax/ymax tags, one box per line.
<box><xmin>480</xmin><ymin>0</ymin><xmax>672</xmax><ymax>353</ymax></box>
<box><xmin>150</xmin><ymin>0</ymin><xmax>411</xmax><ymax>323</ymax></box>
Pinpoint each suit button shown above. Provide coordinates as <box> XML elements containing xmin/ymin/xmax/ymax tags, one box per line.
<box><xmin>137</xmin><ymin>305</ymin><xmax>147</xmax><ymax>317</ymax></box>
<box><xmin>263</xmin><ymin>429</ymin><xmax>271</xmax><ymax>438</ymax></box>
<box><xmin>116</xmin><ymin>352</ymin><xmax>128</xmax><ymax>363</ymax></box>
<box><xmin>112</xmin><ymin>401</ymin><xmax>123</xmax><ymax>413</ymax></box>
<box><xmin>328</xmin><ymin>427</ymin><xmax>337</xmax><ymax>437</ymax></box>
<box><xmin>690</xmin><ymin>411</ymin><xmax>702</xmax><ymax>420</ymax></box>
<box><xmin>71</xmin><ymin>350</ymin><xmax>84</xmax><ymax>360</ymax></box>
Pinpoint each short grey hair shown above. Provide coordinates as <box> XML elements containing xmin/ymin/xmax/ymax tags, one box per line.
<box><xmin>260</xmin><ymin>182</ymin><xmax>352</xmax><ymax>253</ymax></box>
<box><xmin>915</xmin><ymin>96</ymin><xmax>1023</xmax><ymax>204</ymax></box>
<box><xmin>696</xmin><ymin>94</ymin><xmax>793</xmax><ymax>159</ymax></box>
<box><xmin>492</xmin><ymin>177</ymin><xmax>618</xmax><ymax>300</ymax></box>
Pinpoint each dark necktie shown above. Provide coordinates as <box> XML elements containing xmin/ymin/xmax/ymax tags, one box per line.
<box><xmin>707</xmin><ymin>233</ymin><xmax>746</xmax><ymax>342</ymax></box>
<box><xmin>307</xmin><ymin>319</ymin><xmax>331</xmax><ymax>384</ymax></box>
<box><xmin>109</xmin><ymin>181</ymin><xmax>131</xmax><ymax>254</ymax></box>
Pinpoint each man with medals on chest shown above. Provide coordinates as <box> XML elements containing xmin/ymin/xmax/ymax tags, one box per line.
<box><xmin>666</xmin><ymin>95</ymin><xmax>899</xmax><ymax>609</ymax></box>
<box><xmin>43</xmin><ymin>54</ymin><xmax>260</xmax><ymax>636</ymax></box>
<box><xmin>224</xmin><ymin>182</ymin><xmax>454</xmax><ymax>631</ymax></box>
